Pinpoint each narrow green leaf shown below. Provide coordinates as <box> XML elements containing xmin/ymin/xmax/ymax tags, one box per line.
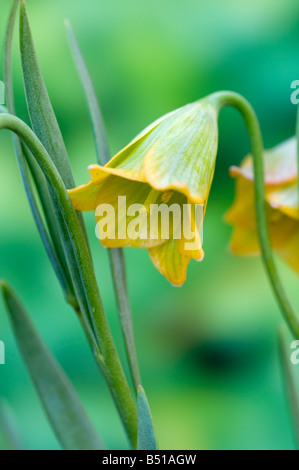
<box><xmin>279</xmin><ymin>326</ymin><xmax>299</xmax><ymax>448</ymax></box>
<box><xmin>137</xmin><ymin>386</ymin><xmax>157</xmax><ymax>450</ymax></box>
<box><xmin>19</xmin><ymin>0</ymin><xmax>74</xmax><ymax>189</ymax></box>
<box><xmin>3</xmin><ymin>0</ymin><xmax>18</xmax><ymax>115</ymax></box>
<box><xmin>65</xmin><ymin>20</ymin><xmax>110</xmax><ymax>166</ymax></box>
<box><xmin>0</xmin><ymin>281</ymin><xmax>104</xmax><ymax>450</ymax></box>
<box><xmin>19</xmin><ymin>1</ymin><xmax>93</xmax><ymax>308</ymax></box>
<box><xmin>21</xmin><ymin>143</ymin><xmax>78</xmax><ymax>307</ymax></box>
<box><xmin>0</xmin><ymin>113</ymin><xmax>137</xmax><ymax>447</ymax></box>
<box><xmin>3</xmin><ymin>0</ymin><xmax>55</xmax><ymax>268</ymax></box>
<box><xmin>0</xmin><ymin>400</ymin><xmax>25</xmax><ymax>450</ymax></box>
<box><xmin>109</xmin><ymin>248</ymin><xmax>141</xmax><ymax>389</ymax></box>
<box><xmin>3</xmin><ymin>0</ymin><xmax>75</xmax><ymax>304</ymax></box>
<box><xmin>0</xmin><ymin>111</ymin><xmax>100</xmax><ymax>368</ymax></box>
<box><xmin>66</xmin><ymin>21</ymin><xmax>141</xmax><ymax>390</ymax></box>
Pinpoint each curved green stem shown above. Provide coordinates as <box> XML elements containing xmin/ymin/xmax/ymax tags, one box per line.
<box><xmin>3</xmin><ymin>0</ymin><xmax>76</xmax><ymax>305</ymax></box>
<box><xmin>0</xmin><ymin>113</ymin><xmax>137</xmax><ymax>448</ymax></box>
<box><xmin>210</xmin><ymin>91</ymin><xmax>299</xmax><ymax>339</ymax></box>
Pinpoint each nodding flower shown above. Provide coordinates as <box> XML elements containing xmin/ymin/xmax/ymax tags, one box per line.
<box><xmin>68</xmin><ymin>99</ymin><xmax>219</xmax><ymax>285</ymax></box>
<box><xmin>226</xmin><ymin>137</ymin><xmax>299</xmax><ymax>274</ymax></box>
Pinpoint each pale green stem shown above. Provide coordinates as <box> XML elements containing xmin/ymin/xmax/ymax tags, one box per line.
<box><xmin>0</xmin><ymin>113</ymin><xmax>137</xmax><ymax>448</ymax></box>
<box><xmin>210</xmin><ymin>91</ymin><xmax>299</xmax><ymax>339</ymax></box>
<box><xmin>108</xmin><ymin>248</ymin><xmax>141</xmax><ymax>390</ymax></box>
<box><xmin>3</xmin><ymin>0</ymin><xmax>77</xmax><ymax>307</ymax></box>
<box><xmin>65</xmin><ymin>21</ymin><xmax>141</xmax><ymax>391</ymax></box>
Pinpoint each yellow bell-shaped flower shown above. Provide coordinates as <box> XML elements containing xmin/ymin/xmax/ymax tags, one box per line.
<box><xmin>226</xmin><ymin>137</ymin><xmax>299</xmax><ymax>273</ymax></box>
<box><xmin>68</xmin><ymin>99</ymin><xmax>219</xmax><ymax>285</ymax></box>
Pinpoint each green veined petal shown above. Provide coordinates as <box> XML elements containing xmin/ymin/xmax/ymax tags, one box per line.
<box><xmin>148</xmin><ymin>238</ymin><xmax>191</xmax><ymax>286</ymax></box>
<box><xmin>144</xmin><ymin>101</ymin><xmax>218</xmax><ymax>204</ymax></box>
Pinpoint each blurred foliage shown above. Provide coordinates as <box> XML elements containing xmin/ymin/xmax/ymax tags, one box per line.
<box><xmin>1</xmin><ymin>0</ymin><xmax>299</xmax><ymax>450</ymax></box>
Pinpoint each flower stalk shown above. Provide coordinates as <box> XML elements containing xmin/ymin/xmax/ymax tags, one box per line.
<box><xmin>66</xmin><ymin>20</ymin><xmax>141</xmax><ymax>391</ymax></box>
<box><xmin>3</xmin><ymin>0</ymin><xmax>78</xmax><ymax>308</ymax></box>
<box><xmin>0</xmin><ymin>112</ymin><xmax>138</xmax><ymax>448</ymax></box>
<box><xmin>210</xmin><ymin>91</ymin><xmax>299</xmax><ymax>339</ymax></box>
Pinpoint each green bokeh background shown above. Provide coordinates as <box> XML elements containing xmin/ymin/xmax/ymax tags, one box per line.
<box><xmin>1</xmin><ymin>0</ymin><xmax>299</xmax><ymax>450</ymax></box>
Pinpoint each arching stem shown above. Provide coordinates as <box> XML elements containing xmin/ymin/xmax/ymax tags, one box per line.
<box><xmin>0</xmin><ymin>113</ymin><xmax>137</xmax><ymax>448</ymax></box>
<box><xmin>210</xmin><ymin>91</ymin><xmax>299</xmax><ymax>339</ymax></box>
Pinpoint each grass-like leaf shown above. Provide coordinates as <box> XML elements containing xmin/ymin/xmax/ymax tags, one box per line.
<box><xmin>3</xmin><ymin>0</ymin><xmax>19</xmax><ymax>115</ymax></box>
<box><xmin>65</xmin><ymin>20</ymin><xmax>110</xmax><ymax>166</ymax></box>
<box><xmin>0</xmin><ymin>400</ymin><xmax>25</xmax><ymax>450</ymax></box>
<box><xmin>3</xmin><ymin>0</ymin><xmax>75</xmax><ymax>304</ymax></box>
<box><xmin>19</xmin><ymin>1</ymin><xmax>94</xmax><ymax>310</ymax></box>
<box><xmin>19</xmin><ymin>0</ymin><xmax>74</xmax><ymax>189</ymax></box>
<box><xmin>0</xmin><ymin>281</ymin><xmax>104</xmax><ymax>450</ymax></box>
<box><xmin>137</xmin><ymin>386</ymin><xmax>157</xmax><ymax>450</ymax></box>
<box><xmin>0</xmin><ymin>104</ymin><xmax>137</xmax><ymax>451</ymax></box>
<box><xmin>66</xmin><ymin>20</ymin><xmax>141</xmax><ymax>391</ymax></box>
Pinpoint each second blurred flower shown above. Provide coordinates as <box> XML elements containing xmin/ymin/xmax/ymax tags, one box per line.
<box><xmin>226</xmin><ymin>138</ymin><xmax>299</xmax><ymax>273</ymax></box>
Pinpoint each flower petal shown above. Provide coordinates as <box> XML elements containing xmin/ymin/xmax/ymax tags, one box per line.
<box><xmin>68</xmin><ymin>181</ymin><xmax>101</xmax><ymax>211</ymax></box>
<box><xmin>94</xmin><ymin>175</ymin><xmax>186</xmax><ymax>248</ymax></box>
<box><xmin>177</xmin><ymin>200</ymin><xmax>205</xmax><ymax>261</ymax></box>
<box><xmin>230</xmin><ymin>137</ymin><xmax>297</xmax><ymax>186</ymax></box>
<box><xmin>228</xmin><ymin>210</ymin><xmax>299</xmax><ymax>256</ymax></box>
<box><xmin>268</xmin><ymin>207</ymin><xmax>299</xmax><ymax>249</ymax></box>
<box><xmin>143</xmin><ymin>101</ymin><xmax>218</xmax><ymax>204</ymax></box>
<box><xmin>228</xmin><ymin>226</ymin><xmax>260</xmax><ymax>255</ymax></box>
<box><xmin>226</xmin><ymin>173</ymin><xmax>299</xmax><ymax>256</ymax></box>
<box><xmin>276</xmin><ymin>226</ymin><xmax>299</xmax><ymax>274</ymax></box>
<box><xmin>266</xmin><ymin>182</ymin><xmax>299</xmax><ymax>220</ymax></box>
<box><xmin>148</xmin><ymin>238</ymin><xmax>191</xmax><ymax>286</ymax></box>
<box><xmin>88</xmin><ymin>108</ymin><xmax>180</xmax><ymax>185</ymax></box>
<box><xmin>88</xmin><ymin>158</ymin><xmax>146</xmax><ymax>185</ymax></box>
<box><xmin>225</xmin><ymin>175</ymin><xmax>257</xmax><ymax>231</ymax></box>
